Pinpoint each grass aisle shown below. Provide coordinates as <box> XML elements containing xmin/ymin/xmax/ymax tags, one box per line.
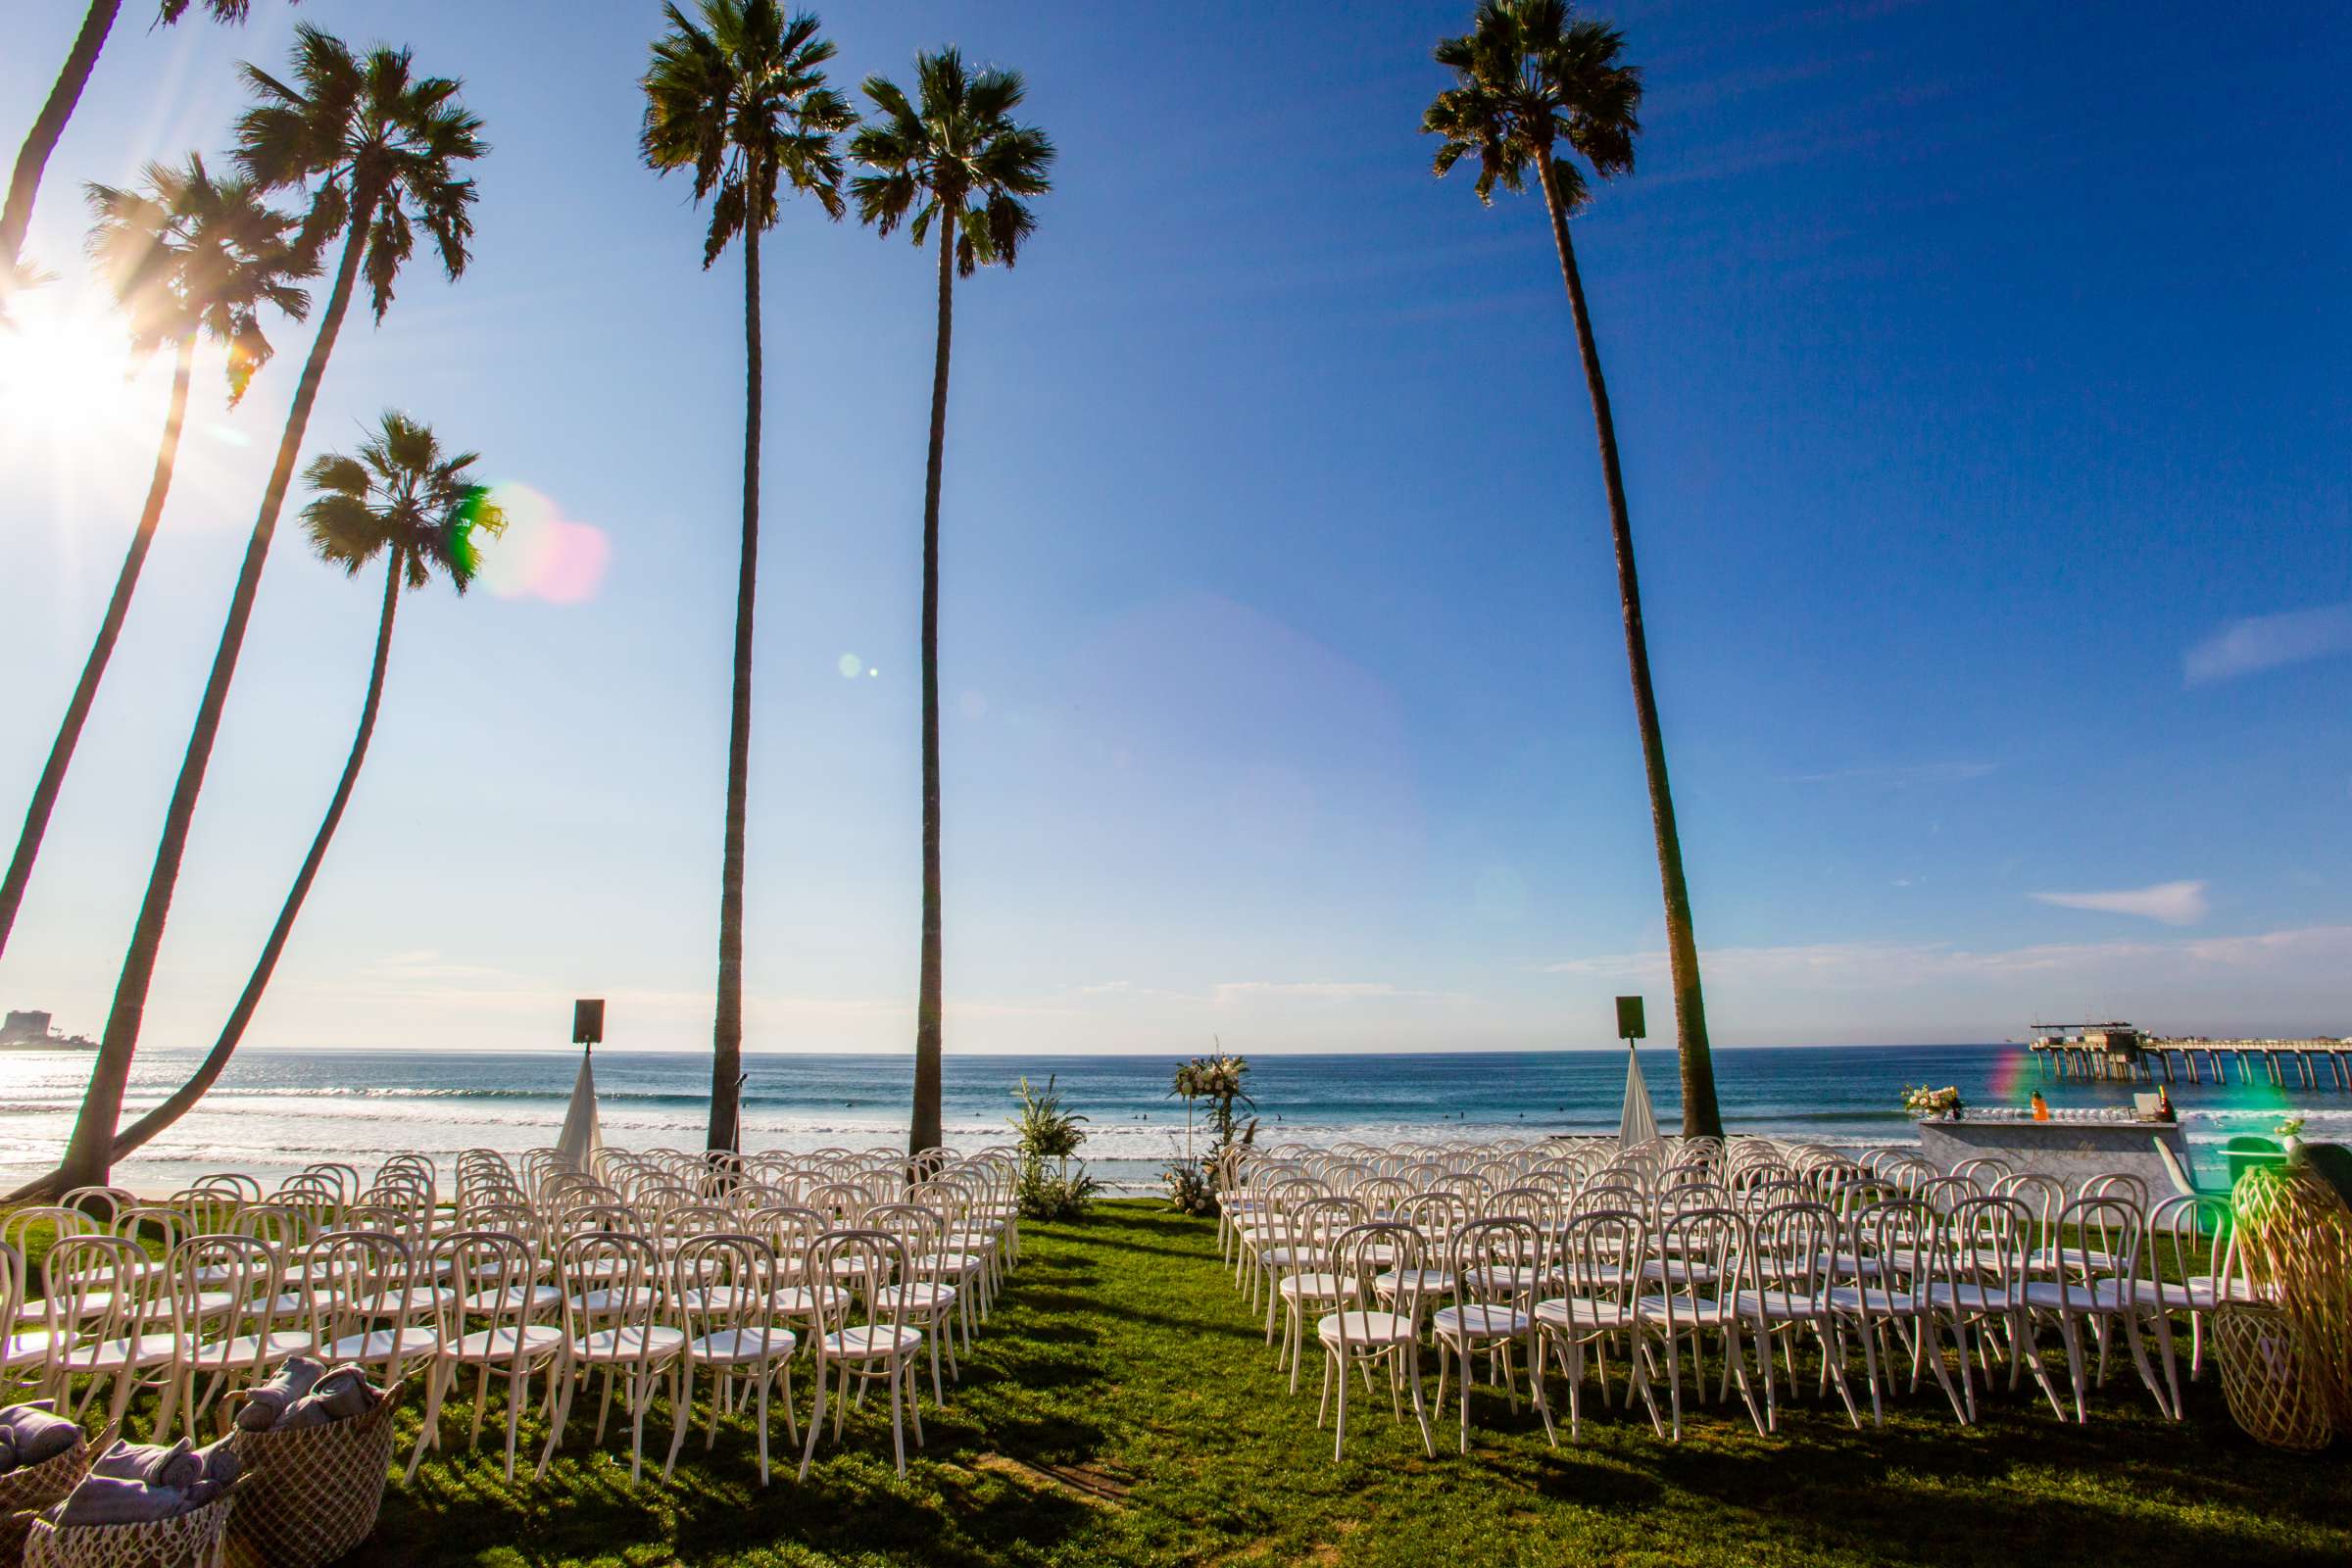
<box><xmin>362</xmin><ymin>1200</ymin><xmax>2346</xmax><ymax>1567</ymax></box>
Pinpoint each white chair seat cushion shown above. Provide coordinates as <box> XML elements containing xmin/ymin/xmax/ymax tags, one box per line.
<box><xmin>352</xmin><ymin>1287</ymin><xmax>453</xmax><ymax>1316</ymax></box>
<box><xmin>1278</xmin><ymin>1271</ymin><xmax>1355</xmax><ymax>1302</ymax></box>
<box><xmin>1535</xmin><ymin>1297</ymin><xmax>1638</xmax><ymax>1333</ymax></box>
<box><xmin>1826</xmin><ymin>1285</ymin><xmax>1919</xmax><ymax>1315</ymax></box>
<box><xmin>73</xmin><ymin>1332</ymin><xmax>190</xmax><ymax>1371</ymax></box>
<box><xmin>568</xmin><ymin>1286</ymin><xmax>661</xmax><ymax>1314</ymax></box>
<box><xmin>686</xmin><ymin>1326</ymin><xmax>795</xmax><ymax>1365</ymax></box>
<box><xmin>1637</xmin><ymin>1293</ymin><xmax>1739</xmax><ymax>1325</ymax></box>
<box><xmin>2184</xmin><ymin>1275</ymin><xmax>2263</xmax><ymax>1307</ymax></box>
<box><xmin>821</xmin><ymin>1325</ymin><xmax>922</xmax><ymax>1359</ymax></box>
<box><xmin>444</xmin><ymin>1324</ymin><xmax>564</xmax><ymax>1361</ymax></box>
<box><xmin>461</xmin><ymin>1284</ymin><xmax>564</xmax><ymax>1314</ymax></box>
<box><xmin>319</xmin><ymin>1325</ymin><xmax>440</xmax><ymax>1361</ymax></box>
<box><xmin>190</xmin><ymin>1329</ymin><xmax>313</xmax><ymax>1370</ymax></box>
<box><xmin>1731</xmin><ymin>1290</ymin><xmax>1829</xmax><ymax>1322</ymax></box>
<box><xmin>1318</xmin><ymin>1310</ymin><xmax>1417</xmax><ymax>1347</ymax></box>
<box><xmin>1430</xmin><ymin>1303</ymin><xmax>1530</xmax><ymax>1339</ymax></box>
<box><xmin>871</xmin><ymin>1283</ymin><xmax>956</xmax><ymax>1315</ymax></box>
<box><xmin>1923</xmin><ymin>1282</ymin><xmax>2024</xmax><ymax>1314</ymax></box>
<box><xmin>572</xmin><ymin>1325</ymin><xmax>688</xmax><ymax>1364</ymax></box>
<box><xmin>1375</xmin><ymin>1268</ymin><xmax>1455</xmax><ymax>1297</ymax></box>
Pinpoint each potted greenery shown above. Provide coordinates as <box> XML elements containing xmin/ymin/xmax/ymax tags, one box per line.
<box><xmin>1009</xmin><ymin>1075</ymin><xmax>1101</xmax><ymax>1221</ymax></box>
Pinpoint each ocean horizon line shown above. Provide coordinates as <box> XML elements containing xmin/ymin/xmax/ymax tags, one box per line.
<box><xmin>98</xmin><ymin>1039</ymin><xmax>2020</xmax><ymax>1058</ymax></box>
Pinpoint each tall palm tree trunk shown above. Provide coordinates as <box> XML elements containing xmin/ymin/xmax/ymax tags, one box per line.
<box><xmin>0</xmin><ymin>330</ymin><xmax>195</xmax><ymax>958</ymax></box>
<box><xmin>908</xmin><ymin>216</ymin><xmax>955</xmax><ymax>1156</ymax></box>
<box><xmin>1</xmin><ymin>0</ymin><xmax>122</xmax><ymax>275</ymax></box>
<box><xmin>55</xmin><ymin>199</ymin><xmax>374</xmax><ymax>1195</ymax></box>
<box><xmin>1537</xmin><ymin>159</ymin><xmax>1723</xmax><ymax>1140</ymax></box>
<box><xmin>708</xmin><ymin>211</ymin><xmax>760</xmax><ymax>1158</ymax></box>
<box><xmin>7</xmin><ymin>550</ymin><xmax>403</xmax><ymax>1201</ymax></box>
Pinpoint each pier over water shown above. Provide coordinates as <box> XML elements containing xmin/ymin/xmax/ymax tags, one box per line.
<box><xmin>2027</xmin><ymin>1021</ymin><xmax>2352</xmax><ymax>1090</ymax></box>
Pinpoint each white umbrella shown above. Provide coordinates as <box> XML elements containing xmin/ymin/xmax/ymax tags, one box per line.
<box><xmin>1618</xmin><ymin>1043</ymin><xmax>1659</xmax><ymax>1149</ymax></box>
<box><xmin>556</xmin><ymin>1049</ymin><xmax>604</xmax><ymax>1172</ymax></box>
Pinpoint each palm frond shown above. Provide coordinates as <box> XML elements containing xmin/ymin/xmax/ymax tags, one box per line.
<box><xmin>853</xmin><ymin>48</ymin><xmax>1054</xmax><ymax>267</ymax></box>
<box><xmin>639</xmin><ymin>1</ymin><xmax>853</xmax><ymax>265</ymax></box>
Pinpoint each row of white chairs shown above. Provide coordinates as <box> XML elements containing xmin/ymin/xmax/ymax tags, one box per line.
<box><xmin>1220</xmin><ymin>1137</ymin><xmax>2257</xmax><ymax>1458</ymax></box>
<box><xmin>1</xmin><ymin>1146</ymin><xmax>1028</xmax><ymax>1484</ymax></box>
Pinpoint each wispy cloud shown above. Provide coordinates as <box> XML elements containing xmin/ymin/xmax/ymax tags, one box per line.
<box><xmin>1544</xmin><ymin>923</ymin><xmax>2350</xmax><ymax>987</ymax></box>
<box><xmin>1211</xmin><ymin>981</ymin><xmax>1466</xmax><ymax>1006</ymax></box>
<box><xmin>2184</xmin><ymin>601</ymin><xmax>2352</xmax><ymax>685</ymax></box>
<box><xmin>2030</xmin><ymin>881</ymin><xmax>2208</xmax><ymax>926</ymax></box>
<box><xmin>1781</xmin><ymin>760</ymin><xmax>1997</xmax><ymax>787</ymax></box>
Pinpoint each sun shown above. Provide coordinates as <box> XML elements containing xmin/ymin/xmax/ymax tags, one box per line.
<box><xmin>0</xmin><ymin>286</ymin><xmax>159</xmax><ymax>461</ymax></box>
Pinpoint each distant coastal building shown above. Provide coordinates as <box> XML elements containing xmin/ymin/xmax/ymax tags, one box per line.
<box><xmin>0</xmin><ymin>1009</ymin><xmax>98</xmax><ymax>1049</ymax></box>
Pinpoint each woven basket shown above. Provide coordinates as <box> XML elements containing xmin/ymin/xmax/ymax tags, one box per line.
<box><xmin>220</xmin><ymin>1379</ymin><xmax>403</xmax><ymax>1568</ymax></box>
<box><xmin>2232</xmin><ymin>1164</ymin><xmax>2352</xmax><ymax>1428</ymax></box>
<box><xmin>23</xmin><ymin>1483</ymin><xmax>237</xmax><ymax>1568</ymax></box>
<box><xmin>2216</xmin><ymin>1303</ymin><xmax>2333</xmax><ymax>1451</ymax></box>
<box><xmin>0</xmin><ymin>1424</ymin><xmax>112</xmax><ymax>1561</ymax></box>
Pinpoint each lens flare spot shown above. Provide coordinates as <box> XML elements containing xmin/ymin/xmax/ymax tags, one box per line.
<box><xmin>477</xmin><ymin>481</ymin><xmax>608</xmax><ymax>604</ymax></box>
<box><xmin>838</xmin><ymin>654</ymin><xmax>862</xmax><ymax>679</ymax></box>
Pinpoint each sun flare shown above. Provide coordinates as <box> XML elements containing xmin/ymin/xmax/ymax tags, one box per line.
<box><xmin>0</xmin><ymin>289</ymin><xmax>156</xmax><ymax>447</ymax></box>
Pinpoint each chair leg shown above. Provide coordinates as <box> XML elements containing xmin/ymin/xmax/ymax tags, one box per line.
<box><xmin>664</xmin><ymin>1359</ymin><xmax>696</xmax><ymax>1482</ymax></box>
<box><xmin>888</xmin><ymin>1361</ymin><xmax>907</xmax><ymax>1477</ymax></box>
<box><xmin>1407</xmin><ymin>1345</ymin><xmax>1435</xmax><ymax>1458</ymax></box>
<box><xmin>405</xmin><ymin>1359</ymin><xmax>448</xmax><ymax>1483</ymax></box>
<box><xmin>1333</xmin><ymin>1348</ymin><xmax>1348</xmax><ymax>1461</ymax></box>
<box><xmin>754</xmin><ymin>1368</ymin><xmax>770</xmax><ymax>1487</ymax></box>
<box><xmin>796</xmin><ymin>1357</ymin><xmax>825</xmax><ymax>1482</ymax></box>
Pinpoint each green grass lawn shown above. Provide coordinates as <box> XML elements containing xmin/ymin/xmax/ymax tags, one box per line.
<box><xmin>328</xmin><ymin>1200</ymin><xmax>2349</xmax><ymax>1567</ymax></box>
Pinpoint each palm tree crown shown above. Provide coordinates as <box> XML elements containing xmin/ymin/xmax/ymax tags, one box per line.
<box><xmin>1423</xmin><ymin>0</ymin><xmax>1641</xmax><ymax>213</ymax></box>
<box><xmin>232</xmin><ymin>23</ymin><xmax>485</xmax><ymax>319</ymax></box>
<box><xmin>851</xmin><ymin>48</ymin><xmax>1054</xmax><ymax>275</ymax></box>
<box><xmin>301</xmin><ymin>411</ymin><xmax>503</xmax><ymax>591</ymax></box>
<box><xmin>640</xmin><ymin>1</ymin><xmax>855</xmax><ymax>267</ymax></box>
<box><xmin>83</xmin><ymin>152</ymin><xmax>312</xmax><ymax>403</ymax></box>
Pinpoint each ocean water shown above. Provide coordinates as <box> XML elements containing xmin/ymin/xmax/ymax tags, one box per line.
<box><xmin>0</xmin><ymin>1043</ymin><xmax>2336</xmax><ymax>1195</ymax></box>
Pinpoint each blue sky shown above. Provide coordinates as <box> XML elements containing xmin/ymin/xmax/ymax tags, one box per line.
<box><xmin>1</xmin><ymin>0</ymin><xmax>2344</xmax><ymax>1057</ymax></box>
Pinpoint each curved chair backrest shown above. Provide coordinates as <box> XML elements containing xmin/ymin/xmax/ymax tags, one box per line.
<box><xmin>45</xmin><ymin>1234</ymin><xmax>156</xmax><ymax>1344</ymax></box>
<box><xmin>1846</xmin><ymin>1198</ymin><xmax>1933</xmax><ymax>1317</ymax></box>
<box><xmin>1990</xmin><ymin>1172</ymin><xmax>2065</xmax><ymax>1236</ymax></box>
<box><xmin>2048</xmin><ymin>1194</ymin><xmax>2144</xmax><ymax>1285</ymax></box>
<box><xmin>673</xmin><ymin>1233</ymin><xmax>780</xmax><ymax>1352</ymax></box>
<box><xmin>429</xmin><ymin>1231</ymin><xmax>545</xmax><ymax>1353</ymax></box>
<box><xmin>2082</xmin><ymin>1170</ymin><xmax>2150</xmax><ymax>1211</ymax></box>
<box><xmin>2147</xmin><ymin>1194</ymin><xmax>2230</xmax><ymax>1306</ymax></box>
<box><xmin>1950</xmin><ymin>1157</ymin><xmax>2012</xmax><ymax>1188</ymax></box>
<box><xmin>303</xmin><ymin>1228</ymin><xmax>413</xmax><ymax>1348</ymax></box>
<box><xmin>1747</xmin><ymin>1200</ymin><xmax>1838</xmax><ymax>1304</ymax></box>
<box><xmin>1334</xmin><ymin>1221</ymin><xmax>1425</xmax><ymax>1331</ymax></box>
<box><xmin>559</xmin><ymin>1230</ymin><xmax>662</xmax><ymax>1336</ymax></box>
<box><xmin>1556</xmin><ymin>1208</ymin><xmax>1644</xmax><ymax>1309</ymax></box>
<box><xmin>1937</xmin><ymin>1196</ymin><xmax>2032</xmax><ymax>1296</ymax></box>
<box><xmin>805</xmin><ymin>1230</ymin><xmax>911</xmax><ymax>1348</ymax></box>
<box><xmin>175</xmin><ymin>1233</ymin><xmax>281</xmax><ymax>1370</ymax></box>
<box><xmin>1450</xmin><ymin>1215</ymin><xmax>1545</xmax><ymax>1310</ymax></box>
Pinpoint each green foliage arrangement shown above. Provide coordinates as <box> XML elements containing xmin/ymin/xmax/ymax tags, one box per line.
<box><xmin>1010</xmin><ymin>1074</ymin><xmax>1100</xmax><ymax>1221</ymax></box>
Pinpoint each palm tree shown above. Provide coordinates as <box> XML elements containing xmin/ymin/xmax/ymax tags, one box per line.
<box><xmin>852</xmin><ymin>48</ymin><xmax>1054</xmax><ymax>1156</ymax></box>
<box><xmin>1423</xmin><ymin>0</ymin><xmax>1724</xmax><ymax>1138</ymax></box>
<box><xmin>641</xmin><ymin>1</ymin><xmax>854</xmax><ymax>1160</ymax></box>
<box><xmin>83</xmin><ymin>415</ymin><xmax>502</xmax><ymax>1166</ymax></box>
<box><xmin>51</xmin><ymin>24</ymin><xmax>484</xmax><ymax>1196</ymax></box>
<box><xmin>0</xmin><ymin>155</ymin><xmax>311</xmax><ymax>960</ymax></box>
<box><xmin>2</xmin><ymin>3</ymin><xmax>299</xmax><ymax>298</ymax></box>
